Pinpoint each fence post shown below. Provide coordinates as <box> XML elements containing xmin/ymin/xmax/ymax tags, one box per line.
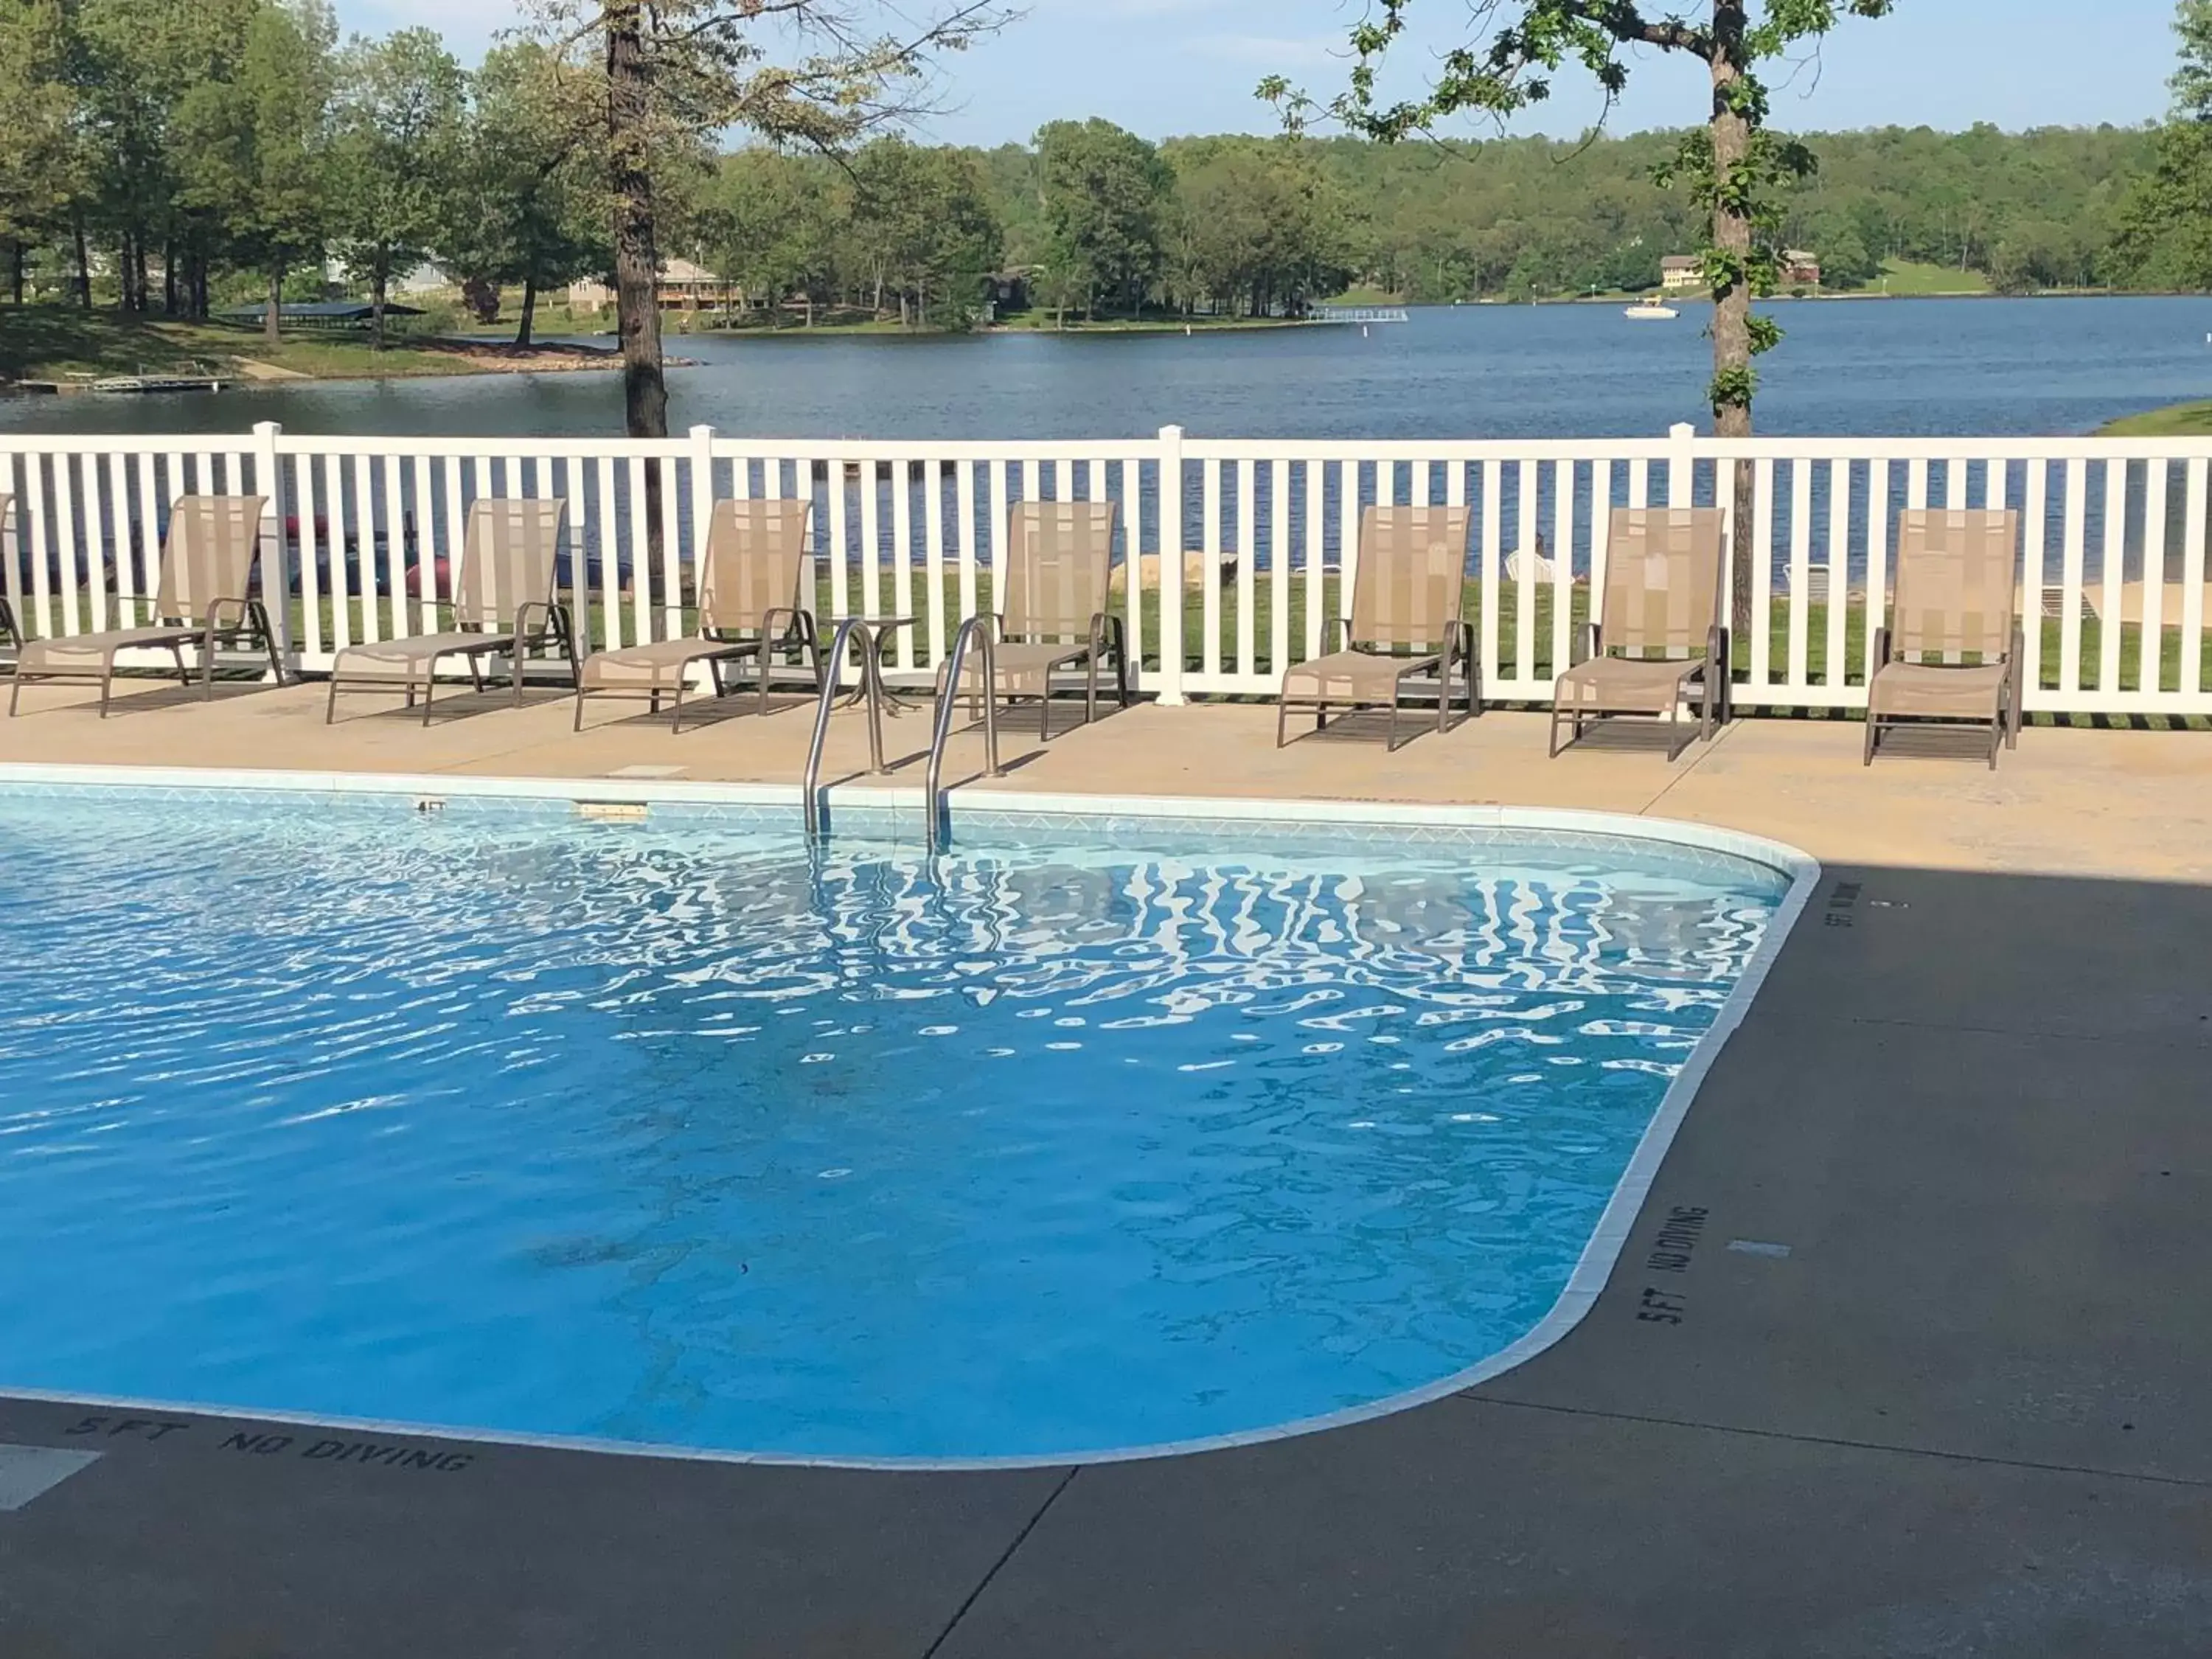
<box><xmin>688</xmin><ymin>425</ymin><xmax>717</xmax><ymax>567</ymax></box>
<box><xmin>1666</xmin><ymin>422</ymin><xmax>1696</xmax><ymax>507</ymax></box>
<box><xmin>1155</xmin><ymin>425</ymin><xmax>1186</xmax><ymax>706</ymax></box>
<box><xmin>251</xmin><ymin>420</ymin><xmax>296</xmax><ymax>676</ymax></box>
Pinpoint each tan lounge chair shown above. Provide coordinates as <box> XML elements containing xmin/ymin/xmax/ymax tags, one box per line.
<box><xmin>1551</xmin><ymin>507</ymin><xmax>1728</xmax><ymax>762</ymax></box>
<box><xmin>8</xmin><ymin>494</ymin><xmax>284</xmax><ymax>718</ymax></box>
<box><xmin>326</xmin><ymin>497</ymin><xmax>576</xmax><ymax>726</ymax></box>
<box><xmin>1865</xmin><ymin>508</ymin><xmax>2023</xmax><ymax>769</ymax></box>
<box><xmin>573</xmin><ymin>498</ymin><xmax>818</xmax><ymax>732</ymax></box>
<box><xmin>0</xmin><ymin>493</ymin><xmax>18</xmax><ymax>665</ymax></box>
<box><xmin>1276</xmin><ymin>504</ymin><xmax>1476</xmax><ymax>751</ymax></box>
<box><xmin>943</xmin><ymin>500</ymin><xmax>1129</xmax><ymax>739</ymax></box>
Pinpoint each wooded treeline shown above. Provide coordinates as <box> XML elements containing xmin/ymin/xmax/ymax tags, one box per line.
<box><xmin>0</xmin><ymin>0</ymin><xmax>2195</xmax><ymax>343</ymax></box>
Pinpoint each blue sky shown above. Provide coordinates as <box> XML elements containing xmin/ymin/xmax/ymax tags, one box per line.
<box><xmin>340</xmin><ymin>0</ymin><xmax>2185</xmax><ymax>145</ymax></box>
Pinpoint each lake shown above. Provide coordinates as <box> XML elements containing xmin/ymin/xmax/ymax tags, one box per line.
<box><xmin>5</xmin><ymin>296</ymin><xmax>2212</xmax><ymax>442</ymax></box>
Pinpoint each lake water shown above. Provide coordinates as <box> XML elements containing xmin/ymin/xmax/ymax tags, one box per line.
<box><xmin>5</xmin><ymin>296</ymin><xmax>2211</xmax><ymax>442</ymax></box>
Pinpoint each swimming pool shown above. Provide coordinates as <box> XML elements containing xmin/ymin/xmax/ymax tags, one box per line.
<box><xmin>0</xmin><ymin>782</ymin><xmax>1807</xmax><ymax>1464</ymax></box>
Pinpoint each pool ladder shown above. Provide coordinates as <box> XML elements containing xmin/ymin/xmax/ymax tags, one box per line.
<box><xmin>801</xmin><ymin>619</ymin><xmax>891</xmax><ymax>843</ymax></box>
<box><xmin>922</xmin><ymin>616</ymin><xmax>1001</xmax><ymax>855</ymax></box>
<box><xmin>799</xmin><ymin>615</ymin><xmax>1000</xmax><ymax>851</ymax></box>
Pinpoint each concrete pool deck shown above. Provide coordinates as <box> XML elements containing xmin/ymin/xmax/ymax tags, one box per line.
<box><xmin>1</xmin><ymin>684</ymin><xmax>2210</xmax><ymax>1655</ymax></box>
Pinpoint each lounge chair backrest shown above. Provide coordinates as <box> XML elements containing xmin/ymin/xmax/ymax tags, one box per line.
<box><xmin>1599</xmin><ymin>507</ymin><xmax>1725</xmax><ymax>657</ymax></box>
<box><xmin>454</xmin><ymin>498</ymin><xmax>565</xmax><ymax>630</ymax></box>
<box><xmin>699</xmin><ymin>498</ymin><xmax>813</xmax><ymax>634</ymax></box>
<box><xmin>1888</xmin><ymin>509</ymin><xmax>2019</xmax><ymax>661</ymax></box>
<box><xmin>154</xmin><ymin>495</ymin><xmax>266</xmax><ymax>623</ymax></box>
<box><xmin>1003</xmin><ymin>500</ymin><xmax>1117</xmax><ymax>640</ymax></box>
<box><xmin>1347</xmin><ymin>504</ymin><xmax>1471</xmax><ymax>650</ymax></box>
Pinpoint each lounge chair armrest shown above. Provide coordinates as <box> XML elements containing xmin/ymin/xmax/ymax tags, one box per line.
<box><xmin>1576</xmin><ymin>622</ymin><xmax>1599</xmax><ymax>667</ymax></box>
<box><xmin>1871</xmin><ymin>626</ymin><xmax>1892</xmax><ymax>673</ymax></box>
<box><xmin>1324</xmin><ymin>616</ymin><xmax>1352</xmax><ymax>655</ymax></box>
<box><xmin>1088</xmin><ymin>611</ymin><xmax>1110</xmax><ymax>650</ymax></box>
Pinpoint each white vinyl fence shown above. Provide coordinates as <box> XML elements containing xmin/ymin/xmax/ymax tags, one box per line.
<box><xmin>1</xmin><ymin>420</ymin><xmax>2208</xmax><ymax>717</ymax></box>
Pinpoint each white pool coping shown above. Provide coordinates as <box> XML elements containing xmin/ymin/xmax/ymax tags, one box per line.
<box><xmin>0</xmin><ymin>761</ymin><xmax>1819</xmax><ymax>1472</ymax></box>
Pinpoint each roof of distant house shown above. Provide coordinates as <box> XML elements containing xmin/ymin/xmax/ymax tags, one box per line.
<box><xmin>1659</xmin><ymin>255</ymin><xmax>1701</xmax><ymax>271</ymax></box>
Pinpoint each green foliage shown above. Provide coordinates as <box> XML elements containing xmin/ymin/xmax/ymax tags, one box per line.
<box><xmin>1164</xmin><ymin>139</ymin><xmax>1360</xmax><ymax>316</ymax></box>
<box><xmin>327</xmin><ymin>28</ymin><xmax>465</xmax><ymax>340</ymax></box>
<box><xmin>846</xmin><ymin>138</ymin><xmax>1001</xmax><ymax>330</ymax></box>
<box><xmin>1262</xmin><ymin>0</ymin><xmax>1897</xmax><ymax>425</ymax></box>
<box><xmin>1035</xmin><ymin>119</ymin><xmax>1173</xmax><ymax>319</ymax></box>
<box><xmin>173</xmin><ymin>0</ymin><xmax>338</xmax><ymax>319</ymax></box>
<box><xmin>2111</xmin><ymin>2</ymin><xmax>2212</xmax><ymax>291</ymax></box>
<box><xmin>437</xmin><ymin>42</ymin><xmax>608</xmax><ymax>341</ymax></box>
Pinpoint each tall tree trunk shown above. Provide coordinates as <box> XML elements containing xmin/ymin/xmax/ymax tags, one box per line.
<box><xmin>130</xmin><ymin>232</ymin><xmax>147</xmax><ymax>315</ymax></box>
<box><xmin>194</xmin><ymin>254</ymin><xmax>210</xmax><ymax>321</ymax></box>
<box><xmin>265</xmin><ymin>267</ymin><xmax>284</xmax><ymax>346</ymax></box>
<box><xmin>119</xmin><ymin>232</ymin><xmax>135</xmax><ymax>311</ymax></box>
<box><xmin>7</xmin><ymin>240</ymin><xmax>24</xmax><ymax>305</ymax></box>
<box><xmin>515</xmin><ymin>274</ymin><xmax>538</xmax><ymax>347</ymax></box>
<box><xmin>371</xmin><ymin>263</ymin><xmax>389</xmax><ymax>350</ymax></box>
<box><xmin>163</xmin><ymin>240</ymin><xmax>178</xmax><ymax>316</ymax></box>
<box><xmin>605</xmin><ymin>0</ymin><xmax>668</xmax><ymax>440</ymax></box>
<box><xmin>71</xmin><ymin>215</ymin><xmax>91</xmax><ymax>310</ymax></box>
<box><xmin>1708</xmin><ymin>4</ymin><xmax>1756</xmax><ymax>639</ymax></box>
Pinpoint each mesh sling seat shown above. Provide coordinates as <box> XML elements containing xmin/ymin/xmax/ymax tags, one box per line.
<box><xmin>8</xmin><ymin>494</ymin><xmax>285</xmax><ymax>718</ymax></box>
<box><xmin>574</xmin><ymin>498</ymin><xmax>820</xmax><ymax>733</ymax></box>
<box><xmin>0</xmin><ymin>494</ymin><xmax>18</xmax><ymax>668</ymax></box>
<box><xmin>1865</xmin><ymin>507</ymin><xmax>2023</xmax><ymax>769</ymax></box>
<box><xmin>326</xmin><ymin>498</ymin><xmax>577</xmax><ymax>726</ymax></box>
<box><xmin>941</xmin><ymin>500</ymin><xmax>1129</xmax><ymax>740</ymax></box>
<box><xmin>1550</xmin><ymin>507</ymin><xmax>1728</xmax><ymax>762</ymax></box>
<box><xmin>1276</xmin><ymin>504</ymin><xmax>1477</xmax><ymax>751</ymax></box>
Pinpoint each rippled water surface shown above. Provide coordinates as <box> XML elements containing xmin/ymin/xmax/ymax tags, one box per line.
<box><xmin>0</xmin><ymin>791</ymin><xmax>1790</xmax><ymax>1458</ymax></box>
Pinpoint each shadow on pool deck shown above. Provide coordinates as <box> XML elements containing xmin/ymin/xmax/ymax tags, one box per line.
<box><xmin>3</xmin><ymin>860</ymin><xmax>2210</xmax><ymax>1658</ymax></box>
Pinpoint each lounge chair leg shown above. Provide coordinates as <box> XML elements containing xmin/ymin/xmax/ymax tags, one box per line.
<box><xmin>573</xmin><ymin>689</ymin><xmax>585</xmax><ymax>733</ymax></box>
<box><xmin>421</xmin><ymin>673</ymin><xmax>437</xmax><ymax>728</ymax></box>
<box><xmin>99</xmin><ymin>672</ymin><xmax>113</xmax><ymax>719</ymax></box>
<box><xmin>170</xmin><ymin>644</ymin><xmax>190</xmax><ymax>688</ymax></box>
<box><xmin>1085</xmin><ymin>661</ymin><xmax>1098</xmax><ymax>728</ymax></box>
<box><xmin>326</xmin><ymin>675</ymin><xmax>340</xmax><ymax>724</ymax></box>
<box><xmin>253</xmin><ymin>602</ymin><xmax>285</xmax><ymax>686</ymax></box>
<box><xmin>1276</xmin><ymin>701</ymin><xmax>1290</xmax><ymax>748</ymax></box>
<box><xmin>201</xmin><ymin>625</ymin><xmax>218</xmax><ymax>700</ymax></box>
<box><xmin>669</xmin><ymin>681</ymin><xmax>687</xmax><ymax>735</ymax></box>
<box><xmin>1386</xmin><ymin>698</ymin><xmax>1401</xmax><ymax>753</ymax></box>
<box><xmin>1863</xmin><ymin>716</ymin><xmax>1878</xmax><ymax>767</ymax></box>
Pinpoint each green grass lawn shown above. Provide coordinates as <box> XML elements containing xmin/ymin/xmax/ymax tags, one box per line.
<box><xmin>2096</xmin><ymin>400</ymin><xmax>2212</xmax><ymax>437</ymax></box>
<box><xmin>1872</xmin><ymin>259</ymin><xmax>1992</xmax><ymax>297</ymax></box>
<box><xmin>0</xmin><ymin>305</ymin><xmax>603</xmax><ymax>383</ymax></box>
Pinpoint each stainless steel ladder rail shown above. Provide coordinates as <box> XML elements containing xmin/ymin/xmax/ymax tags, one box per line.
<box><xmin>801</xmin><ymin>617</ymin><xmax>890</xmax><ymax>842</ymax></box>
<box><xmin>923</xmin><ymin>615</ymin><xmax>1001</xmax><ymax>855</ymax></box>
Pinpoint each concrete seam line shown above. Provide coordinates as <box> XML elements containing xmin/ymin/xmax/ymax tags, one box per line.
<box><xmin>1456</xmin><ymin>1396</ymin><xmax>2212</xmax><ymax>1491</ymax></box>
<box><xmin>920</xmin><ymin>1466</ymin><xmax>1081</xmax><ymax>1659</ymax></box>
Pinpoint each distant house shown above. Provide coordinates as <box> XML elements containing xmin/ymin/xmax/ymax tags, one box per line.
<box><xmin>568</xmin><ymin>258</ymin><xmax>740</xmax><ymax>314</ymax></box>
<box><xmin>394</xmin><ymin>264</ymin><xmax>449</xmax><ymax>296</ymax></box>
<box><xmin>1781</xmin><ymin>248</ymin><xmax>1822</xmax><ymax>287</ymax></box>
<box><xmin>1659</xmin><ymin>255</ymin><xmax>1703</xmax><ymax>293</ymax></box>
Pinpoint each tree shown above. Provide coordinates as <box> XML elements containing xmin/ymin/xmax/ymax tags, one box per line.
<box><xmin>329</xmin><ymin>29</ymin><xmax>466</xmax><ymax>347</ymax></box>
<box><xmin>1262</xmin><ymin>0</ymin><xmax>1898</xmax><ymax>626</ymax></box>
<box><xmin>438</xmin><ymin>42</ymin><xmax>607</xmax><ymax>347</ymax></box>
<box><xmin>175</xmin><ymin>0</ymin><xmax>337</xmax><ymax>344</ymax></box>
<box><xmin>1035</xmin><ymin>118</ymin><xmax>1172</xmax><ymax>319</ymax></box>
<box><xmin>701</xmin><ymin>149</ymin><xmax>841</xmax><ymax>324</ymax></box>
<box><xmin>846</xmin><ymin>136</ymin><xmax>999</xmax><ymax>328</ymax></box>
<box><xmin>2112</xmin><ymin>1</ymin><xmax>2212</xmax><ymax>290</ymax></box>
<box><xmin>527</xmin><ymin>0</ymin><xmax>1012</xmax><ymax>437</ymax></box>
<box><xmin>0</xmin><ymin>0</ymin><xmax>81</xmax><ymax>305</ymax></box>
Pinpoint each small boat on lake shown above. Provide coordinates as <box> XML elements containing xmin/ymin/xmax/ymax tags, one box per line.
<box><xmin>1623</xmin><ymin>299</ymin><xmax>1680</xmax><ymax>320</ymax></box>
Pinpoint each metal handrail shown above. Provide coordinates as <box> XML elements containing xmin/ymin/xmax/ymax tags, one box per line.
<box><xmin>924</xmin><ymin>614</ymin><xmax>1001</xmax><ymax>855</ymax></box>
<box><xmin>802</xmin><ymin>616</ymin><xmax>871</xmax><ymax>843</ymax></box>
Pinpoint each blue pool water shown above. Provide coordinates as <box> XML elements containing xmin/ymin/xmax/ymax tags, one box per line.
<box><xmin>0</xmin><ymin>790</ymin><xmax>1792</xmax><ymax>1461</ymax></box>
